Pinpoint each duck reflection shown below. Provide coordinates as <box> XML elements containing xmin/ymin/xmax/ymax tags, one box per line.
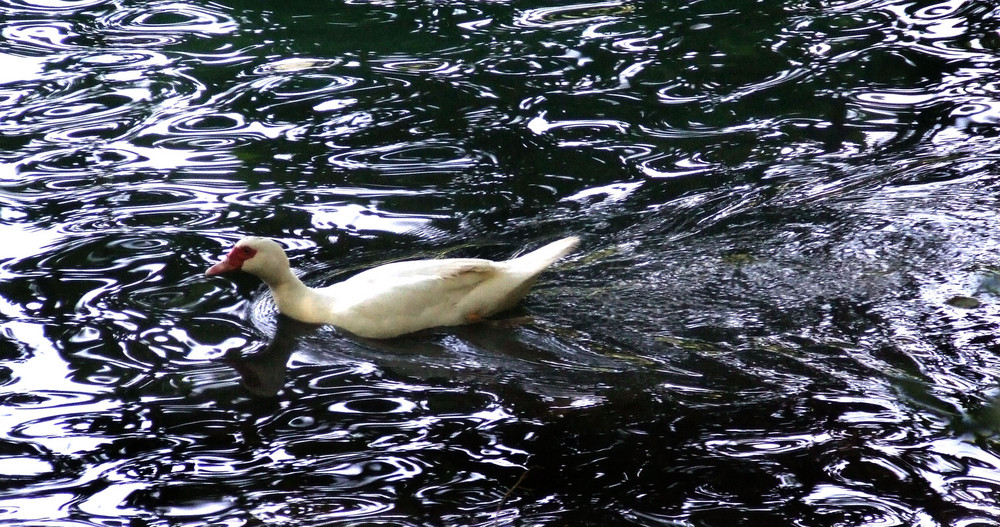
<box><xmin>223</xmin><ymin>315</ymin><xmax>318</xmax><ymax>397</ymax></box>
<box><xmin>222</xmin><ymin>313</ymin><xmax>629</xmax><ymax>401</ymax></box>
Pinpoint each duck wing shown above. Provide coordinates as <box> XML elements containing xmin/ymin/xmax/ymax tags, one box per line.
<box><xmin>333</xmin><ymin>258</ymin><xmax>500</xmax><ymax>291</ymax></box>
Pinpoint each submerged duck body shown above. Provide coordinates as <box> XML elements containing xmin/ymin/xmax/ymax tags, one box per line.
<box><xmin>206</xmin><ymin>236</ymin><xmax>580</xmax><ymax>339</ymax></box>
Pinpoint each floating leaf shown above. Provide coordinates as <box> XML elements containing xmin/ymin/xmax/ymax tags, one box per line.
<box><xmin>946</xmin><ymin>296</ymin><xmax>981</xmax><ymax>309</ymax></box>
<box><xmin>721</xmin><ymin>252</ymin><xmax>755</xmax><ymax>266</ymax></box>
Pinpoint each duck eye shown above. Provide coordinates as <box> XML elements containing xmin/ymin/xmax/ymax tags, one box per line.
<box><xmin>241</xmin><ymin>247</ymin><xmax>253</xmax><ymax>255</ymax></box>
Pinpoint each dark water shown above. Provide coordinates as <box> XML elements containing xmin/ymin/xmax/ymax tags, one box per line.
<box><xmin>3</xmin><ymin>0</ymin><xmax>1000</xmax><ymax>524</ymax></box>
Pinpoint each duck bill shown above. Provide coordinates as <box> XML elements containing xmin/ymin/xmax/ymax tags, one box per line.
<box><xmin>206</xmin><ymin>258</ymin><xmax>238</xmax><ymax>276</ymax></box>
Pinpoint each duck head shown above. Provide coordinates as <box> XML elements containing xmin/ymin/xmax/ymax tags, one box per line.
<box><xmin>205</xmin><ymin>237</ymin><xmax>291</xmax><ymax>285</ymax></box>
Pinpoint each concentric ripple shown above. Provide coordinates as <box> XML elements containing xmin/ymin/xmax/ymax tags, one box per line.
<box><xmin>96</xmin><ymin>1</ymin><xmax>238</xmax><ymax>40</ymax></box>
<box><xmin>515</xmin><ymin>2</ymin><xmax>635</xmax><ymax>29</ymax></box>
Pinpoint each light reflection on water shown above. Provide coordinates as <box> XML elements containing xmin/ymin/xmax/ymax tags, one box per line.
<box><xmin>2</xmin><ymin>0</ymin><xmax>1000</xmax><ymax>524</ymax></box>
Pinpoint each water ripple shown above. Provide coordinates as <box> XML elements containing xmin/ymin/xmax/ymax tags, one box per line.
<box><xmin>515</xmin><ymin>2</ymin><xmax>634</xmax><ymax>29</ymax></box>
<box><xmin>328</xmin><ymin>141</ymin><xmax>483</xmax><ymax>175</ymax></box>
<box><xmin>2</xmin><ymin>20</ymin><xmax>83</xmax><ymax>53</ymax></box>
<box><xmin>142</xmin><ymin>109</ymin><xmax>293</xmax><ymax>153</ymax></box>
<box><xmin>0</xmin><ymin>0</ymin><xmax>112</xmax><ymax>14</ymax></box>
<box><xmin>96</xmin><ymin>1</ymin><xmax>238</xmax><ymax>39</ymax></box>
<box><xmin>248</xmin><ymin>492</ymin><xmax>394</xmax><ymax>524</ymax></box>
<box><xmin>705</xmin><ymin>432</ymin><xmax>831</xmax><ymax>458</ymax></box>
<box><xmin>801</xmin><ymin>485</ymin><xmax>919</xmax><ymax>526</ymax></box>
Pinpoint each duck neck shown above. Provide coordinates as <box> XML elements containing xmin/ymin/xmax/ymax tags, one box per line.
<box><xmin>264</xmin><ymin>271</ymin><xmax>327</xmax><ymax>324</ymax></box>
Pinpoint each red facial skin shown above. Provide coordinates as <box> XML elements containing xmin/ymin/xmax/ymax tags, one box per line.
<box><xmin>206</xmin><ymin>245</ymin><xmax>257</xmax><ymax>276</ymax></box>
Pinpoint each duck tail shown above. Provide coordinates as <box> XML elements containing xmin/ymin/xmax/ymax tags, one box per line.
<box><xmin>509</xmin><ymin>236</ymin><xmax>580</xmax><ymax>270</ymax></box>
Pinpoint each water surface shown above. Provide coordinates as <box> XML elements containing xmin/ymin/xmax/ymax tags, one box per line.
<box><xmin>3</xmin><ymin>0</ymin><xmax>1000</xmax><ymax>525</ymax></box>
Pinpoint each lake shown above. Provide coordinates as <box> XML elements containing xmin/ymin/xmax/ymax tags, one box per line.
<box><xmin>3</xmin><ymin>0</ymin><xmax>1000</xmax><ymax>525</ymax></box>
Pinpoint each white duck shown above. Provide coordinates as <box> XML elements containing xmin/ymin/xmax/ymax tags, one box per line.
<box><xmin>206</xmin><ymin>236</ymin><xmax>580</xmax><ymax>339</ymax></box>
